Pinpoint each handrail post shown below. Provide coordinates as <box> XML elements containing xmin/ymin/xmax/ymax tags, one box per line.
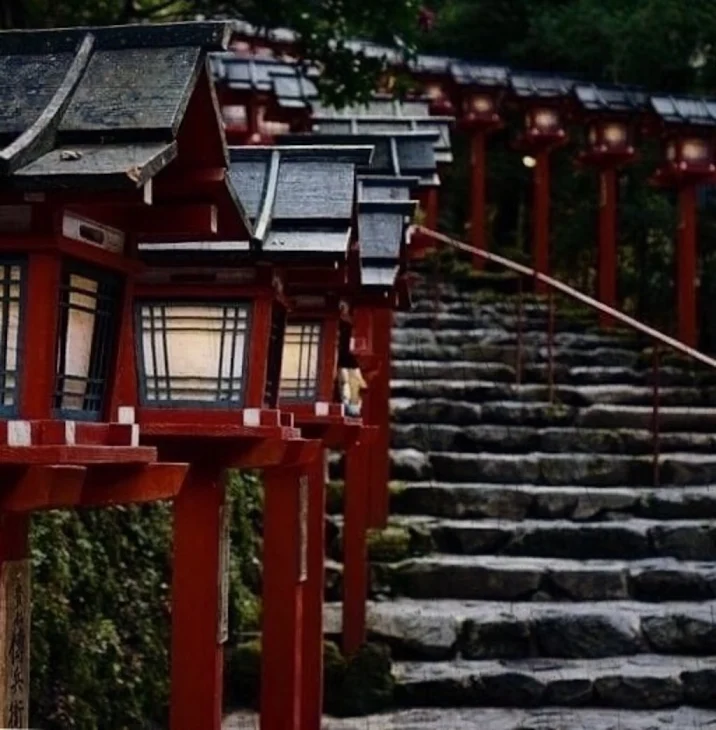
<box><xmin>516</xmin><ymin>277</ymin><xmax>524</xmax><ymax>386</ymax></box>
<box><xmin>652</xmin><ymin>343</ymin><xmax>661</xmax><ymax>487</ymax></box>
<box><xmin>547</xmin><ymin>288</ymin><xmax>555</xmax><ymax>404</ymax></box>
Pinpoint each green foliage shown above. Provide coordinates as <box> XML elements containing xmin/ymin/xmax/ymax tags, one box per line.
<box><xmin>29</xmin><ymin>471</ymin><xmax>263</xmax><ymax>730</ymax></box>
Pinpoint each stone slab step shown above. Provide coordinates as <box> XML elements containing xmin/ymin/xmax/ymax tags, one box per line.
<box><xmin>390</xmin><ymin>483</ymin><xmax>716</xmax><ymax>523</ymax></box>
<box><xmin>250</xmin><ymin>706</ymin><xmax>716</xmax><ymax>730</ymax></box>
<box><xmin>381</xmin><ymin>555</ymin><xmax>716</xmax><ymax>602</ymax></box>
<box><xmin>578</xmin><ymin>405</ymin><xmax>716</xmax><ymax>432</ymax></box>
<box><xmin>393</xmin><ymin>655</ymin><xmax>716</xmax><ymax>710</ymax></box>
<box><xmin>390</xmin><ymin>450</ymin><xmax>716</xmax><ymax>487</ymax></box>
<box><xmin>390</xmin><ymin>380</ymin><xmax>710</xmax><ymax>407</ymax></box>
<box><xmin>391</xmin><ymin>424</ymin><xmax>716</xmax><ymax>456</ymax></box>
<box><xmin>323</xmin><ymin>599</ymin><xmax>716</xmax><ymax>660</ymax></box>
<box><xmin>381</xmin><ymin>516</ymin><xmax>716</xmax><ymax>561</ymax></box>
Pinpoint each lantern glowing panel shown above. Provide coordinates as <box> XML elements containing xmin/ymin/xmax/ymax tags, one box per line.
<box><xmin>54</xmin><ymin>267</ymin><xmax>120</xmax><ymax>419</ymax></box>
<box><xmin>279</xmin><ymin>321</ymin><xmax>322</xmax><ymax>401</ymax></box>
<box><xmin>470</xmin><ymin>94</ymin><xmax>493</xmax><ymax>113</ymax></box>
<box><xmin>681</xmin><ymin>138</ymin><xmax>710</xmax><ymax>163</ymax></box>
<box><xmin>0</xmin><ymin>260</ymin><xmax>23</xmax><ymax>414</ymax></box>
<box><xmin>137</xmin><ymin>302</ymin><xmax>250</xmax><ymax>406</ymax></box>
<box><xmin>530</xmin><ymin>107</ymin><xmax>560</xmax><ymax>132</ymax></box>
<box><xmin>603</xmin><ymin>122</ymin><xmax>628</xmax><ymax>146</ymax></box>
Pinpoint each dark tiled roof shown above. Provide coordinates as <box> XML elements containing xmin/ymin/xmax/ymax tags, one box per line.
<box><xmin>311</xmin><ymin>96</ymin><xmax>431</xmax><ymax>118</ymax></box>
<box><xmin>574</xmin><ymin>84</ymin><xmax>649</xmax><ymax>114</ymax></box>
<box><xmin>650</xmin><ymin>96</ymin><xmax>716</xmax><ymax>126</ymax></box>
<box><xmin>0</xmin><ymin>22</ymin><xmax>232</xmax><ymax>187</ymax></box>
<box><xmin>212</xmin><ymin>53</ymin><xmax>318</xmax><ymax>109</ymax></box>
<box><xmin>510</xmin><ymin>72</ymin><xmax>575</xmax><ymax>99</ymax></box>
<box><xmin>450</xmin><ymin>61</ymin><xmax>510</xmax><ymax>88</ymax></box>
<box><xmin>228</xmin><ymin>145</ymin><xmax>371</xmax><ymax>255</ymax></box>
<box><xmin>358</xmin><ymin>175</ymin><xmax>418</xmax><ymax>202</ymax></box>
<box><xmin>280</xmin><ymin>131</ymin><xmax>440</xmax><ymax>186</ymax></box>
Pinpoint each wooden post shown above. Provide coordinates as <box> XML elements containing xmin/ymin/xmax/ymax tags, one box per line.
<box><xmin>0</xmin><ymin>513</ymin><xmax>30</xmax><ymax>728</ymax></box>
<box><xmin>261</xmin><ymin>463</ymin><xmax>307</xmax><ymax>730</ymax></box>
<box><xmin>424</xmin><ymin>187</ymin><xmax>439</xmax><ymax>231</ymax></box>
<box><xmin>170</xmin><ymin>463</ymin><xmax>227</xmax><ymax>730</ymax></box>
<box><xmin>598</xmin><ymin>167</ymin><xmax>618</xmax><ymax>327</ymax></box>
<box><xmin>342</xmin><ymin>434</ymin><xmax>371</xmax><ymax>655</ymax></box>
<box><xmin>470</xmin><ymin>128</ymin><xmax>487</xmax><ymax>269</ymax></box>
<box><xmin>677</xmin><ymin>184</ymin><xmax>698</xmax><ymax>347</ymax></box>
<box><xmin>364</xmin><ymin>308</ymin><xmax>392</xmax><ymax>529</ymax></box>
<box><xmin>533</xmin><ymin>150</ymin><xmax>551</xmax><ymax>293</ymax></box>
<box><xmin>300</xmin><ymin>451</ymin><xmax>326</xmax><ymax>730</ymax></box>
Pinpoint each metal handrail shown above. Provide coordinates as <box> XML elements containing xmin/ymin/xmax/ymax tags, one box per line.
<box><xmin>413</xmin><ymin>225</ymin><xmax>716</xmax><ymax>372</ymax></box>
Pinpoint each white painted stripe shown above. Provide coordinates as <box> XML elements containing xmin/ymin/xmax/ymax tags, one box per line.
<box><xmin>117</xmin><ymin>406</ymin><xmax>136</xmax><ymax>425</ymax></box>
<box><xmin>130</xmin><ymin>424</ymin><xmax>140</xmax><ymax>447</ymax></box>
<box><xmin>243</xmin><ymin>409</ymin><xmax>261</xmax><ymax>427</ymax></box>
<box><xmin>315</xmin><ymin>402</ymin><xmax>329</xmax><ymax>417</ymax></box>
<box><xmin>64</xmin><ymin>421</ymin><xmax>76</xmax><ymax>446</ymax></box>
<box><xmin>8</xmin><ymin>421</ymin><xmax>31</xmax><ymax>447</ymax></box>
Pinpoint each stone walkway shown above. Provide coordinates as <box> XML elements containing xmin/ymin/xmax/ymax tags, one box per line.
<box><xmin>223</xmin><ymin>707</ymin><xmax>716</xmax><ymax>728</ymax></box>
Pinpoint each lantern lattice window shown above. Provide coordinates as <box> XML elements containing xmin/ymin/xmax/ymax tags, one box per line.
<box><xmin>280</xmin><ymin>321</ymin><xmax>322</xmax><ymax>401</ymax></box>
<box><xmin>0</xmin><ymin>259</ymin><xmax>24</xmax><ymax>416</ymax></box>
<box><xmin>54</xmin><ymin>265</ymin><xmax>120</xmax><ymax>420</ymax></box>
<box><xmin>136</xmin><ymin>301</ymin><xmax>250</xmax><ymax>406</ymax></box>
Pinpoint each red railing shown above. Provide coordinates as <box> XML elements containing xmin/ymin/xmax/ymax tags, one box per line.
<box><xmin>412</xmin><ymin>225</ymin><xmax>716</xmax><ymax>486</ymax></box>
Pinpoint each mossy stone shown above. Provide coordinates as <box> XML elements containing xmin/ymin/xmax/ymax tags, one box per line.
<box><xmin>367</xmin><ymin>526</ymin><xmax>412</xmax><ymax>563</ymax></box>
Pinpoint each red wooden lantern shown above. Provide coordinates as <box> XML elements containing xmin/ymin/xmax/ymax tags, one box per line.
<box><xmin>648</xmin><ymin>96</ymin><xmax>716</xmax><ymax>347</ymax></box>
<box><xmin>0</xmin><ymin>21</ymin><xmax>247</xmax><ymax>724</ymax></box>
<box><xmin>510</xmin><ymin>74</ymin><xmax>574</xmax><ymax>288</ymax></box>
<box><xmin>574</xmin><ymin>85</ymin><xmax>646</xmax><ymax>325</ymax></box>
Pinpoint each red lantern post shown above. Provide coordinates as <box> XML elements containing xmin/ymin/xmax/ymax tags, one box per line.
<box><xmin>574</xmin><ymin>85</ymin><xmax>644</xmax><ymax>325</ymax></box>
<box><xmin>648</xmin><ymin>96</ymin><xmax>716</xmax><ymax>347</ymax></box>
<box><xmin>511</xmin><ymin>74</ymin><xmax>573</xmax><ymax>291</ymax></box>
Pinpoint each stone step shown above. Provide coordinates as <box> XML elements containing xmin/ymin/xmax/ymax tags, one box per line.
<box><xmin>285</xmin><ymin>707</ymin><xmax>716</xmax><ymax>730</ymax></box>
<box><xmin>390</xmin><ymin>380</ymin><xmax>712</xmax><ymax>407</ymax></box>
<box><xmin>391</xmin><ymin>399</ymin><xmax>716</xmax><ymax>433</ymax></box>
<box><xmin>390</xmin><ymin>483</ymin><xmax>716</xmax><ymax>523</ymax></box>
<box><xmin>381</xmin><ymin>516</ymin><xmax>716</xmax><ymax>561</ymax></box>
<box><xmin>389</xmin><ymin>450</ymin><xmax>716</xmax><ymax>486</ymax></box>
<box><xmin>391</xmin><ymin>360</ymin><xmax>715</xmax><ymax>387</ymax></box>
<box><xmin>379</xmin><ymin>555</ymin><xmax>716</xmax><ymax>602</ymax></box>
<box><xmin>391</xmin><ymin>424</ymin><xmax>716</xmax><ymax>456</ymax></box>
<box><xmin>393</xmin><ymin>655</ymin><xmax>716</xmax><ymax>710</ymax></box>
<box><xmin>323</xmin><ymin>599</ymin><xmax>716</xmax><ymax>660</ymax></box>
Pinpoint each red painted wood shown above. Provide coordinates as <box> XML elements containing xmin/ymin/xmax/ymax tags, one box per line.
<box><xmin>21</xmin><ymin>253</ymin><xmax>60</xmax><ymax>419</ymax></box>
<box><xmin>470</xmin><ymin>129</ymin><xmax>487</xmax><ymax>270</ymax></box>
<box><xmin>169</xmin><ymin>461</ymin><xmax>226</xmax><ymax>730</ymax></box>
<box><xmin>0</xmin><ymin>445</ymin><xmax>156</xmax><ymax>465</ymax></box>
<box><xmin>300</xmin><ymin>450</ymin><xmax>326</xmax><ymax>730</ymax></box>
<box><xmin>677</xmin><ymin>185</ymin><xmax>698</xmax><ymax>347</ymax></box>
<box><xmin>129</xmin><ymin>204</ymin><xmax>218</xmax><ymax>237</ymax></box>
<box><xmin>108</xmin><ymin>278</ymin><xmax>139</xmax><ymax>421</ymax></box>
<box><xmin>342</xmin><ymin>431</ymin><xmax>372</xmax><ymax>655</ymax></box>
<box><xmin>363</xmin><ymin>308</ymin><xmax>392</xmax><ymax>528</ymax></box>
<box><xmin>598</xmin><ymin>168</ymin><xmax>618</xmax><ymax>328</ymax></box>
<box><xmin>261</xmin><ymin>462</ymin><xmax>306</xmax><ymax>730</ymax></box>
<box><xmin>0</xmin><ymin>511</ymin><xmax>28</xmax><ymax>562</ymax></box>
<box><xmin>318</xmin><ymin>318</ymin><xmax>339</xmax><ymax>402</ymax></box>
<box><xmin>245</xmin><ymin>296</ymin><xmax>272</xmax><ymax>408</ymax></box>
<box><xmin>533</xmin><ymin>151</ymin><xmax>551</xmax><ymax>294</ymax></box>
<box><xmin>0</xmin><ymin>465</ymin><xmax>85</xmax><ymax>512</ymax></box>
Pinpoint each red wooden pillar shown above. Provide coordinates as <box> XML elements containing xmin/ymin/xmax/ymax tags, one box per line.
<box><xmin>170</xmin><ymin>462</ymin><xmax>226</xmax><ymax>730</ymax></box>
<box><xmin>261</xmin><ymin>463</ymin><xmax>307</xmax><ymax>730</ymax></box>
<box><xmin>470</xmin><ymin>129</ymin><xmax>487</xmax><ymax>269</ymax></box>
<box><xmin>300</xmin><ymin>451</ymin><xmax>326</xmax><ymax>730</ymax></box>
<box><xmin>533</xmin><ymin>150</ymin><xmax>551</xmax><ymax>292</ymax></box>
<box><xmin>365</xmin><ymin>307</ymin><xmax>392</xmax><ymax>528</ymax></box>
<box><xmin>424</xmin><ymin>187</ymin><xmax>439</xmax><ymax>230</ymax></box>
<box><xmin>0</xmin><ymin>512</ymin><xmax>30</xmax><ymax>727</ymax></box>
<box><xmin>598</xmin><ymin>167</ymin><xmax>618</xmax><ymax>327</ymax></box>
<box><xmin>677</xmin><ymin>184</ymin><xmax>698</xmax><ymax>347</ymax></box>
<box><xmin>342</xmin><ymin>432</ymin><xmax>372</xmax><ymax>655</ymax></box>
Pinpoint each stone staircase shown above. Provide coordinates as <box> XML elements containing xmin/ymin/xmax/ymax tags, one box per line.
<box><xmin>326</xmin><ymin>276</ymin><xmax>716</xmax><ymax>728</ymax></box>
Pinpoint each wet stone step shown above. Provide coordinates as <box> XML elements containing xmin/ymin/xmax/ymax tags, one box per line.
<box><xmin>393</xmin><ymin>655</ymin><xmax>716</xmax><ymax>710</ymax></box>
<box><xmin>390</xmin><ymin>483</ymin><xmax>716</xmax><ymax>523</ymax></box>
<box><xmin>390</xmin><ymin>450</ymin><xmax>716</xmax><ymax>487</ymax></box>
<box><xmin>391</xmin><ymin>424</ymin><xmax>716</xmax><ymax>456</ymax></box>
<box><xmin>379</xmin><ymin>555</ymin><xmax>716</xmax><ymax>602</ymax></box>
<box><xmin>294</xmin><ymin>707</ymin><xmax>716</xmax><ymax>730</ymax></box>
<box><xmin>323</xmin><ymin>599</ymin><xmax>716</xmax><ymax>661</ymax></box>
<box><xmin>578</xmin><ymin>405</ymin><xmax>716</xmax><ymax>432</ymax></box>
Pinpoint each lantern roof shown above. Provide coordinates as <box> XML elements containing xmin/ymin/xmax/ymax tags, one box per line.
<box><xmin>280</xmin><ymin>131</ymin><xmax>440</xmax><ymax>186</ymax></box>
<box><xmin>574</xmin><ymin>84</ymin><xmax>648</xmax><ymax>114</ymax></box>
<box><xmin>650</xmin><ymin>95</ymin><xmax>716</xmax><ymax>127</ymax></box>
<box><xmin>311</xmin><ymin>116</ymin><xmax>453</xmax><ymax>164</ymax></box>
<box><xmin>450</xmin><ymin>61</ymin><xmax>510</xmax><ymax>89</ymax></box>
<box><xmin>231</xmin><ymin>19</ymin><xmax>298</xmax><ymax>45</ymax></box>
<box><xmin>0</xmin><ymin>21</ymin><xmax>233</xmax><ymax>190</ymax></box>
<box><xmin>357</xmin><ymin>175</ymin><xmax>419</xmax><ymax>202</ymax></box>
<box><xmin>409</xmin><ymin>54</ymin><xmax>452</xmax><ymax>75</ymax></box>
<box><xmin>312</xmin><ymin>95</ymin><xmax>432</xmax><ymax>118</ymax></box>
<box><xmin>228</xmin><ymin>144</ymin><xmax>372</xmax><ymax>256</ymax></box>
<box><xmin>211</xmin><ymin>52</ymin><xmax>318</xmax><ymax>109</ymax></box>
<box><xmin>510</xmin><ymin>72</ymin><xmax>575</xmax><ymax>100</ymax></box>
<box><xmin>357</xmin><ymin>198</ymin><xmax>416</xmax><ymax>288</ymax></box>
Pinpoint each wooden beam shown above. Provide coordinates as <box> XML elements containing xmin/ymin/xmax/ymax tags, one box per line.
<box><xmin>153</xmin><ymin>168</ymin><xmax>226</xmax><ymax>200</ymax></box>
<box><xmin>0</xmin><ymin>465</ymin><xmax>87</xmax><ymax>512</ymax></box>
<box><xmin>129</xmin><ymin>204</ymin><xmax>218</xmax><ymax>237</ymax></box>
<box><xmin>80</xmin><ymin>462</ymin><xmax>188</xmax><ymax>508</ymax></box>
